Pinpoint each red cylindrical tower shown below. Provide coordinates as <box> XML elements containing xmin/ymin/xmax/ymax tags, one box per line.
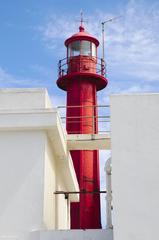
<box><xmin>57</xmin><ymin>23</ymin><xmax>108</xmax><ymax>229</ymax></box>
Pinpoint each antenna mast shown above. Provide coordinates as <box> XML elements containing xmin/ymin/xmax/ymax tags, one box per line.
<box><xmin>101</xmin><ymin>16</ymin><xmax>122</xmax><ymax>61</ymax></box>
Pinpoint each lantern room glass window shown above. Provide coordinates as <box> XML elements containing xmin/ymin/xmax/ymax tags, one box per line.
<box><xmin>81</xmin><ymin>41</ymin><xmax>91</xmax><ymax>56</ymax></box>
<box><xmin>91</xmin><ymin>43</ymin><xmax>96</xmax><ymax>57</ymax></box>
<box><xmin>68</xmin><ymin>40</ymin><xmax>80</xmax><ymax>56</ymax></box>
<box><xmin>68</xmin><ymin>41</ymin><xmax>97</xmax><ymax>57</ymax></box>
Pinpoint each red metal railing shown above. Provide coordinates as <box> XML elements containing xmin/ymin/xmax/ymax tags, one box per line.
<box><xmin>58</xmin><ymin>57</ymin><xmax>106</xmax><ymax>78</ymax></box>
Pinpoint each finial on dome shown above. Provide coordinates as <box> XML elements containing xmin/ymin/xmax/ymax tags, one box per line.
<box><xmin>79</xmin><ymin>25</ymin><xmax>85</xmax><ymax>32</ymax></box>
<box><xmin>79</xmin><ymin>10</ymin><xmax>85</xmax><ymax>32</ymax></box>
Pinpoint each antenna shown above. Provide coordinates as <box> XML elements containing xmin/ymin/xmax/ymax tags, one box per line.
<box><xmin>101</xmin><ymin>16</ymin><xmax>122</xmax><ymax>61</ymax></box>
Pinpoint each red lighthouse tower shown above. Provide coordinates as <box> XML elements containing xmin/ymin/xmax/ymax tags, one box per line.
<box><xmin>57</xmin><ymin>21</ymin><xmax>108</xmax><ymax>229</ymax></box>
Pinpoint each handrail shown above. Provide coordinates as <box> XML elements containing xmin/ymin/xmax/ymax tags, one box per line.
<box><xmin>57</xmin><ymin>105</ymin><xmax>109</xmax><ymax>108</ymax></box>
<box><xmin>57</xmin><ymin>104</ymin><xmax>110</xmax><ymax>134</ymax></box>
<box><xmin>58</xmin><ymin>56</ymin><xmax>106</xmax><ymax>78</ymax></box>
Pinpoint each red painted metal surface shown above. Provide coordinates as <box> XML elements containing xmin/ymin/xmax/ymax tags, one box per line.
<box><xmin>65</xmin><ymin>25</ymin><xmax>99</xmax><ymax>47</ymax></box>
<box><xmin>56</xmin><ymin>24</ymin><xmax>107</xmax><ymax>229</ymax></box>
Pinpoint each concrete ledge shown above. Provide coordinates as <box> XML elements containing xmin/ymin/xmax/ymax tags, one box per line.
<box><xmin>67</xmin><ymin>133</ymin><xmax>111</xmax><ymax>150</ymax></box>
<box><xmin>29</xmin><ymin>229</ymin><xmax>113</xmax><ymax>240</ymax></box>
<box><xmin>0</xmin><ymin>88</ymin><xmax>52</xmax><ymax>109</ymax></box>
<box><xmin>0</xmin><ymin>109</ymin><xmax>57</xmax><ymax>130</ymax></box>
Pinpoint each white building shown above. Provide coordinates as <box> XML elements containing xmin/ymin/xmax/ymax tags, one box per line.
<box><xmin>0</xmin><ymin>88</ymin><xmax>79</xmax><ymax>240</ymax></box>
<box><xmin>111</xmin><ymin>94</ymin><xmax>159</xmax><ymax>240</ymax></box>
<box><xmin>0</xmin><ymin>88</ymin><xmax>158</xmax><ymax>240</ymax></box>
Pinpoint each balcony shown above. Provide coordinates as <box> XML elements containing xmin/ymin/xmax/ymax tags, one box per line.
<box><xmin>58</xmin><ymin>57</ymin><xmax>106</xmax><ymax>78</ymax></box>
<box><xmin>57</xmin><ymin>104</ymin><xmax>111</xmax><ymax>150</ymax></box>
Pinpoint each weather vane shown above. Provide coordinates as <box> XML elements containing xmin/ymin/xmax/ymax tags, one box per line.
<box><xmin>76</xmin><ymin>10</ymin><xmax>88</xmax><ymax>27</ymax></box>
<box><xmin>80</xmin><ymin>10</ymin><xmax>84</xmax><ymax>26</ymax></box>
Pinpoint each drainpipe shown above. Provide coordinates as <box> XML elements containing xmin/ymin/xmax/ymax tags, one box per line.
<box><xmin>105</xmin><ymin>157</ymin><xmax>113</xmax><ymax>229</ymax></box>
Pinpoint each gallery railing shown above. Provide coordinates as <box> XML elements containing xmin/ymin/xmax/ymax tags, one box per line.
<box><xmin>58</xmin><ymin>57</ymin><xmax>106</xmax><ymax>78</ymax></box>
<box><xmin>57</xmin><ymin>104</ymin><xmax>110</xmax><ymax>134</ymax></box>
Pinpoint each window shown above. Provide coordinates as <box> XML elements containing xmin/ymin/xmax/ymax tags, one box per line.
<box><xmin>68</xmin><ymin>41</ymin><xmax>97</xmax><ymax>57</ymax></box>
<box><xmin>81</xmin><ymin>41</ymin><xmax>91</xmax><ymax>56</ymax></box>
<box><xmin>68</xmin><ymin>41</ymin><xmax>80</xmax><ymax>57</ymax></box>
<box><xmin>92</xmin><ymin>43</ymin><xmax>96</xmax><ymax>57</ymax></box>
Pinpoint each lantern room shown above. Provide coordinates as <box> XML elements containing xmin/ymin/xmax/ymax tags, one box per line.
<box><xmin>65</xmin><ymin>25</ymin><xmax>99</xmax><ymax>58</ymax></box>
<box><xmin>65</xmin><ymin>25</ymin><xmax>99</xmax><ymax>59</ymax></box>
<box><xmin>57</xmin><ymin>24</ymin><xmax>108</xmax><ymax>91</ymax></box>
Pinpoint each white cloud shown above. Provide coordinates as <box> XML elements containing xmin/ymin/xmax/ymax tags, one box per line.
<box><xmin>0</xmin><ymin>67</ymin><xmax>19</xmax><ymax>85</ymax></box>
<box><xmin>0</xmin><ymin>67</ymin><xmax>51</xmax><ymax>88</ymax></box>
<box><xmin>31</xmin><ymin>64</ymin><xmax>53</xmax><ymax>78</ymax></box>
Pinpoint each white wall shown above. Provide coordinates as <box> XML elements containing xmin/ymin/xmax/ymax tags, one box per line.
<box><xmin>0</xmin><ymin>88</ymin><xmax>79</xmax><ymax>240</ymax></box>
<box><xmin>55</xmin><ymin>165</ymin><xmax>70</xmax><ymax>230</ymax></box>
<box><xmin>0</xmin><ymin>131</ymin><xmax>45</xmax><ymax>240</ymax></box>
<box><xmin>43</xmin><ymin>137</ymin><xmax>71</xmax><ymax>230</ymax></box>
<box><xmin>111</xmin><ymin>94</ymin><xmax>159</xmax><ymax>240</ymax></box>
<box><xmin>43</xmin><ymin>137</ymin><xmax>56</xmax><ymax>230</ymax></box>
<box><xmin>0</xmin><ymin>88</ymin><xmax>52</xmax><ymax>110</ymax></box>
<box><xmin>0</xmin><ymin>129</ymin><xmax>75</xmax><ymax>239</ymax></box>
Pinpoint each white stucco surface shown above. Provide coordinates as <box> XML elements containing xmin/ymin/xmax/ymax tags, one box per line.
<box><xmin>0</xmin><ymin>88</ymin><xmax>52</xmax><ymax>109</ymax></box>
<box><xmin>0</xmin><ymin>131</ymin><xmax>45</xmax><ymax>239</ymax></box>
<box><xmin>111</xmin><ymin>94</ymin><xmax>159</xmax><ymax>240</ymax></box>
<box><xmin>0</xmin><ymin>88</ymin><xmax>79</xmax><ymax>240</ymax></box>
<box><xmin>29</xmin><ymin>229</ymin><xmax>113</xmax><ymax>240</ymax></box>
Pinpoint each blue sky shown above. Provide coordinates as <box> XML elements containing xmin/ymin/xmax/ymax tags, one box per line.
<box><xmin>1</xmin><ymin>0</ymin><xmax>159</xmax><ymax>102</ymax></box>
<box><xmin>0</xmin><ymin>0</ymin><xmax>159</xmax><ymax>228</ymax></box>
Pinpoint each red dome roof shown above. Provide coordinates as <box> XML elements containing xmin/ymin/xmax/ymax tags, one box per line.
<box><xmin>65</xmin><ymin>25</ymin><xmax>99</xmax><ymax>47</ymax></box>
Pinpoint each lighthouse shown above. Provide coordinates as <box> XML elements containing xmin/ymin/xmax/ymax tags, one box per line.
<box><xmin>57</xmin><ymin>20</ymin><xmax>108</xmax><ymax>229</ymax></box>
